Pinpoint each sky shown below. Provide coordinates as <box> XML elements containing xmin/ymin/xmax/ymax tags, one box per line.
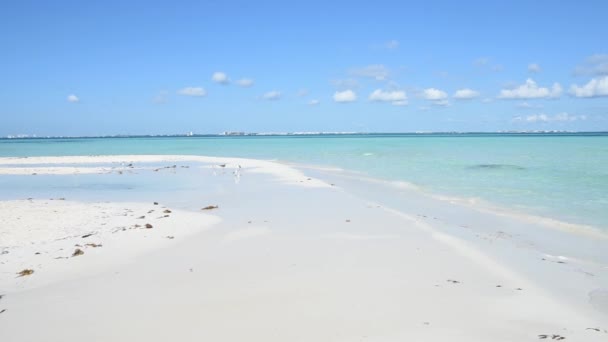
<box><xmin>1</xmin><ymin>0</ymin><xmax>608</xmax><ymax>136</ymax></box>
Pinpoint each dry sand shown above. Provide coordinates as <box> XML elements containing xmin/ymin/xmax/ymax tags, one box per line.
<box><xmin>0</xmin><ymin>155</ymin><xmax>606</xmax><ymax>341</ymax></box>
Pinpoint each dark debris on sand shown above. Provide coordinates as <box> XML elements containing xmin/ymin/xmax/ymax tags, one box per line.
<box><xmin>538</xmin><ymin>334</ymin><xmax>566</xmax><ymax>340</ymax></box>
<box><xmin>16</xmin><ymin>269</ymin><xmax>34</xmax><ymax>277</ymax></box>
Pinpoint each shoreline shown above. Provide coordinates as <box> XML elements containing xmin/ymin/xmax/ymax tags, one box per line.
<box><xmin>295</xmin><ymin>163</ymin><xmax>608</xmax><ymax>241</ymax></box>
<box><xmin>0</xmin><ymin>154</ymin><xmax>607</xmax><ymax>341</ymax></box>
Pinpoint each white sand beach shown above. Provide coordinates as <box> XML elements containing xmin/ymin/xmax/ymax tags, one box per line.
<box><xmin>0</xmin><ymin>155</ymin><xmax>607</xmax><ymax>341</ymax></box>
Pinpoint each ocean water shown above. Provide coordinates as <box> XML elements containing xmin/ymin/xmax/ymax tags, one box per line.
<box><xmin>1</xmin><ymin>134</ymin><xmax>607</xmax><ymax>230</ymax></box>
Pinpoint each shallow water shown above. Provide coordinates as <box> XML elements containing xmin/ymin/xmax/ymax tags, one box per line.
<box><xmin>1</xmin><ymin>133</ymin><xmax>607</xmax><ymax>229</ymax></box>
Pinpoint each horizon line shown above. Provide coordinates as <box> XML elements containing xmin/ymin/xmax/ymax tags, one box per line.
<box><xmin>3</xmin><ymin>131</ymin><xmax>608</xmax><ymax>140</ymax></box>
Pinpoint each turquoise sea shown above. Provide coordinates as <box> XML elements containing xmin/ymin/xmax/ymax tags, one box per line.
<box><xmin>1</xmin><ymin>133</ymin><xmax>607</xmax><ymax>230</ymax></box>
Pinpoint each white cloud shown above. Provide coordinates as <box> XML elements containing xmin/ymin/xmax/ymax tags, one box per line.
<box><xmin>212</xmin><ymin>72</ymin><xmax>230</xmax><ymax>84</ymax></box>
<box><xmin>261</xmin><ymin>90</ymin><xmax>281</xmax><ymax>100</ymax></box>
<box><xmin>574</xmin><ymin>54</ymin><xmax>608</xmax><ymax>76</ymax></box>
<box><xmin>369</xmin><ymin>89</ymin><xmax>407</xmax><ymax>105</ymax></box>
<box><xmin>453</xmin><ymin>88</ymin><xmax>479</xmax><ymax>100</ymax></box>
<box><xmin>385</xmin><ymin>40</ymin><xmax>399</xmax><ymax>49</ymax></box>
<box><xmin>513</xmin><ymin>112</ymin><xmax>587</xmax><ymax>123</ymax></box>
<box><xmin>528</xmin><ymin>63</ymin><xmax>541</xmax><ymax>73</ymax></box>
<box><xmin>333</xmin><ymin>89</ymin><xmax>357</xmax><ymax>103</ymax></box>
<box><xmin>433</xmin><ymin>99</ymin><xmax>450</xmax><ymax>107</ymax></box>
<box><xmin>569</xmin><ymin>76</ymin><xmax>608</xmax><ymax>98</ymax></box>
<box><xmin>422</xmin><ymin>88</ymin><xmax>450</xmax><ymax>106</ymax></box>
<box><xmin>67</xmin><ymin>94</ymin><xmax>79</xmax><ymax>103</ymax></box>
<box><xmin>350</xmin><ymin>64</ymin><xmax>390</xmax><ymax>81</ymax></box>
<box><xmin>177</xmin><ymin>87</ymin><xmax>207</xmax><ymax>97</ymax></box>
<box><xmin>235</xmin><ymin>78</ymin><xmax>254</xmax><ymax>87</ymax></box>
<box><xmin>498</xmin><ymin>79</ymin><xmax>562</xmax><ymax>99</ymax></box>
<box><xmin>423</xmin><ymin>88</ymin><xmax>448</xmax><ymax>100</ymax></box>
<box><xmin>308</xmin><ymin>99</ymin><xmax>320</xmax><ymax>106</ymax></box>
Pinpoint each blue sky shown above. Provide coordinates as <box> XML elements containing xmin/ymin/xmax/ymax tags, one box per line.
<box><xmin>1</xmin><ymin>0</ymin><xmax>607</xmax><ymax>136</ymax></box>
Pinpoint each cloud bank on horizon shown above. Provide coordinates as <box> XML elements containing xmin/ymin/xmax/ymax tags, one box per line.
<box><xmin>1</xmin><ymin>1</ymin><xmax>607</xmax><ymax>135</ymax></box>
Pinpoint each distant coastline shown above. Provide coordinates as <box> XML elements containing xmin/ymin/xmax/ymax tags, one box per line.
<box><xmin>3</xmin><ymin>131</ymin><xmax>608</xmax><ymax>140</ymax></box>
